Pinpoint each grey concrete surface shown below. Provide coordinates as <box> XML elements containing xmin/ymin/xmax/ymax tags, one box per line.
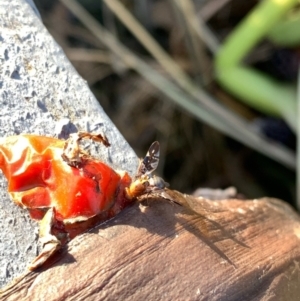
<box><xmin>0</xmin><ymin>0</ymin><xmax>138</xmax><ymax>287</ymax></box>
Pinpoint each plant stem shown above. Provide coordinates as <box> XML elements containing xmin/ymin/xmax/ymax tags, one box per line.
<box><xmin>215</xmin><ymin>0</ymin><xmax>298</xmax><ymax>129</ymax></box>
<box><xmin>268</xmin><ymin>10</ymin><xmax>300</xmax><ymax>46</ymax></box>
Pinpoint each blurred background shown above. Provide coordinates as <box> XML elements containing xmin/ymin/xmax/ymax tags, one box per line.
<box><xmin>33</xmin><ymin>0</ymin><xmax>300</xmax><ymax>207</ymax></box>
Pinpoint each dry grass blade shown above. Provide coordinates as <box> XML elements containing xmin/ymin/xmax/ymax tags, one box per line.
<box><xmin>169</xmin><ymin>0</ymin><xmax>210</xmax><ymax>84</ymax></box>
<box><xmin>59</xmin><ymin>0</ymin><xmax>295</xmax><ymax>169</ymax></box>
<box><xmin>65</xmin><ymin>48</ymin><xmax>111</xmax><ymax>63</ymax></box>
<box><xmin>102</xmin><ymin>3</ymin><xmax>126</xmax><ymax>74</ymax></box>
<box><xmin>102</xmin><ymin>0</ymin><xmax>192</xmax><ymax>91</ymax></box>
<box><xmin>173</xmin><ymin>0</ymin><xmax>219</xmax><ymax>54</ymax></box>
<box><xmin>199</xmin><ymin>0</ymin><xmax>233</xmax><ymax>21</ymax></box>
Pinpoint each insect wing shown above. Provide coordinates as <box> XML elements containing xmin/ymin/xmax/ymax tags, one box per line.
<box><xmin>135</xmin><ymin>141</ymin><xmax>160</xmax><ymax>178</ymax></box>
<box><xmin>142</xmin><ymin>141</ymin><xmax>160</xmax><ymax>174</ymax></box>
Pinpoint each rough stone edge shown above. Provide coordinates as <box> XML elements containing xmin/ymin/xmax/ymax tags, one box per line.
<box><xmin>0</xmin><ymin>0</ymin><xmax>138</xmax><ymax>287</ymax></box>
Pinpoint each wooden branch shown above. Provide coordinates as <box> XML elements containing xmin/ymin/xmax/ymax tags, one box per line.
<box><xmin>2</xmin><ymin>192</ymin><xmax>300</xmax><ymax>300</ymax></box>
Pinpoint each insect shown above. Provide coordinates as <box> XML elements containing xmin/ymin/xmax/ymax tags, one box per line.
<box><xmin>125</xmin><ymin>141</ymin><xmax>167</xmax><ymax>199</ymax></box>
<box><xmin>0</xmin><ymin>132</ymin><xmax>166</xmax><ymax>270</ymax></box>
